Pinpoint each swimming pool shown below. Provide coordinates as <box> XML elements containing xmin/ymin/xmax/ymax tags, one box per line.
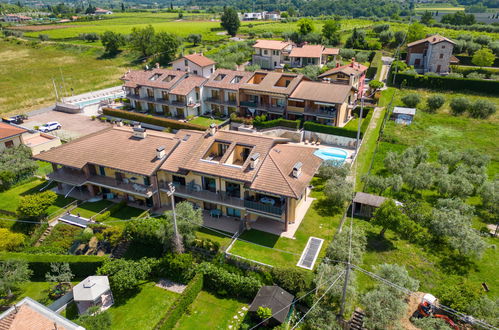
<box><xmin>313</xmin><ymin>147</ymin><xmax>348</xmax><ymax>164</ymax></box>
<box><xmin>73</xmin><ymin>92</ymin><xmax>125</xmax><ymax>108</ymax></box>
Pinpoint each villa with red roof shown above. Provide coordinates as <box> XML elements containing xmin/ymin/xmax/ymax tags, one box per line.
<box><xmin>406</xmin><ymin>34</ymin><xmax>456</xmax><ymax>74</ymax></box>
<box><xmin>171</xmin><ymin>53</ymin><xmax>216</xmax><ymax>78</ymax></box>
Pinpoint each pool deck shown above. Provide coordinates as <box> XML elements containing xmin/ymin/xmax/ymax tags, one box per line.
<box><xmin>291</xmin><ymin>142</ymin><xmax>355</xmax><ymax>164</ymax></box>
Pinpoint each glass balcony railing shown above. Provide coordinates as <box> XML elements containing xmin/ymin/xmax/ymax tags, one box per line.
<box><xmin>244</xmin><ymin>200</ymin><xmax>284</xmax><ymax>216</ymax></box>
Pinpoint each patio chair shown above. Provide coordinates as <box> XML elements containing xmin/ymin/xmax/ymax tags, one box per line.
<box><xmin>304</xmin><ymin>139</ymin><xmax>309</xmax><ymax>145</ymax></box>
<box><xmin>316</xmin><ymin>138</ymin><xmax>321</xmax><ymax>146</ymax></box>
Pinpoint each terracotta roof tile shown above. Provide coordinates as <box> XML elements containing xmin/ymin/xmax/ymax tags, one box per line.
<box><xmin>322</xmin><ymin>47</ymin><xmax>340</xmax><ymax>55</ymax></box>
<box><xmin>407</xmin><ymin>34</ymin><xmax>455</xmax><ymax>47</ymax></box>
<box><xmin>121</xmin><ymin>69</ymin><xmax>186</xmax><ymax>89</ymax></box>
<box><xmin>161</xmin><ymin>130</ymin><xmax>205</xmax><ymax>173</ymax></box>
<box><xmin>289</xmin><ymin>45</ymin><xmax>323</xmax><ymax>58</ymax></box>
<box><xmin>253</xmin><ymin>40</ymin><xmax>290</xmax><ymax>50</ymax></box>
<box><xmin>290</xmin><ymin>81</ymin><xmax>353</xmax><ymax>104</ymax></box>
<box><xmin>318</xmin><ymin>62</ymin><xmax>368</xmax><ymax>78</ymax></box>
<box><xmin>0</xmin><ymin>122</ymin><xmax>27</xmax><ymax>140</ymax></box>
<box><xmin>240</xmin><ymin>71</ymin><xmax>306</xmax><ymax>96</ymax></box>
<box><xmin>204</xmin><ymin>69</ymin><xmax>253</xmax><ymax>91</ymax></box>
<box><xmin>183</xmin><ymin>53</ymin><xmax>216</xmax><ymax>67</ymax></box>
<box><xmin>169</xmin><ymin>75</ymin><xmax>207</xmax><ymax>96</ymax></box>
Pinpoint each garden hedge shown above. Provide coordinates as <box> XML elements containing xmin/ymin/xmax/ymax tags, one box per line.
<box><xmin>154</xmin><ymin>273</ymin><xmax>204</xmax><ymax>330</ymax></box>
<box><xmin>389</xmin><ymin>73</ymin><xmax>499</xmax><ymax>95</ymax></box>
<box><xmin>254</xmin><ymin>118</ymin><xmax>300</xmax><ymax>130</ymax></box>
<box><xmin>94</xmin><ymin>200</ymin><xmax>126</xmax><ymax>222</ymax></box>
<box><xmin>303</xmin><ymin>121</ymin><xmax>361</xmax><ymax>139</ymax></box>
<box><xmin>366</xmin><ymin>51</ymin><xmax>382</xmax><ymax>80</ymax></box>
<box><xmin>101</xmin><ymin>108</ymin><xmax>207</xmax><ymax>131</ymax></box>
<box><xmin>454</xmin><ymin>55</ymin><xmax>499</xmax><ymax>67</ymax></box>
<box><xmin>0</xmin><ymin>252</ymin><xmax>107</xmax><ymax>279</ymax></box>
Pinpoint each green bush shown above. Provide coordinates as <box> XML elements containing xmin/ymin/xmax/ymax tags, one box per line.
<box><xmin>401</xmin><ymin>93</ymin><xmax>421</xmax><ymax>108</ymax></box>
<box><xmin>197</xmin><ymin>262</ymin><xmax>262</xmax><ymax>299</ymax></box>
<box><xmin>154</xmin><ymin>273</ymin><xmax>203</xmax><ymax>330</ymax></box>
<box><xmin>271</xmin><ymin>267</ymin><xmax>312</xmax><ymax>295</ymax></box>
<box><xmin>95</xmin><ymin>200</ymin><xmax>126</xmax><ymax>221</ymax></box>
<box><xmin>366</xmin><ymin>51</ymin><xmax>382</xmax><ymax>79</ymax></box>
<box><xmin>95</xmin><ymin>211</ymin><xmax>110</xmax><ymax>222</ymax></box>
<box><xmin>158</xmin><ymin>253</ymin><xmax>197</xmax><ymax>284</ymax></box>
<box><xmin>426</xmin><ymin>94</ymin><xmax>446</xmax><ymax>113</ymax></box>
<box><xmin>254</xmin><ymin>118</ymin><xmax>300</xmax><ymax>130</ymax></box>
<box><xmin>0</xmin><ymin>252</ymin><xmax>106</xmax><ymax>279</ymax></box>
<box><xmin>102</xmin><ymin>108</ymin><xmax>206</xmax><ymax>131</ymax></box>
<box><xmin>469</xmin><ymin>99</ymin><xmax>496</xmax><ymax>119</ymax></box>
<box><xmin>303</xmin><ymin>121</ymin><xmax>360</xmax><ymax>139</ymax></box>
<box><xmin>17</xmin><ymin>191</ymin><xmax>57</xmax><ymax>220</ymax></box>
<box><xmin>450</xmin><ymin>97</ymin><xmax>471</xmax><ymax>116</ymax></box>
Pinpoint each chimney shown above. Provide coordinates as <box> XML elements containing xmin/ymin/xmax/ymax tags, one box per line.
<box><xmin>133</xmin><ymin>126</ymin><xmax>147</xmax><ymax>139</ymax></box>
<box><xmin>292</xmin><ymin>162</ymin><xmax>302</xmax><ymax>178</ymax></box>
<box><xmin>250</xmin><ymin>153</ymin><xmax>260</xmax><ymax>169</ymax></box>
<box><xmin>209</xmin><ymin>123</ymin><xmax>217</xmax><ymax>136</ymax></box>
<box><xmin>156</xmin><ymin>146</ymin><xmax>166</xmax><ymax>159</ymax></box>
<box><xmin>336</xmin><ymin>62</ymin><xmax>340</xmax><ymax>68</ymax></box>
<box><xmin>433</xmin><ymin>37</ymin><xmax>437</xmax><ymax>42</ymax></box>
<box><xmin>350</xmin><ymin>58</ymin><xmax>355</xmax><ymax>67</ymax></box>
<box><xmin>155</xmin><ymin>62</ymin><xmax>160</xmax><ymax>69</ymax></box>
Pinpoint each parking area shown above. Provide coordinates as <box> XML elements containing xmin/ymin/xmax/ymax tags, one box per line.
<box><xmin>22</xmin><ymin>110</ymin><xmax>110</xmax><ymax>140</ymax></box>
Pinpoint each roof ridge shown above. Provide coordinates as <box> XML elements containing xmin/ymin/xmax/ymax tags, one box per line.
<box><xmin>267</xmin><ymin>147</ymin><xmax>298</xmax><ymax>198</ymax></box>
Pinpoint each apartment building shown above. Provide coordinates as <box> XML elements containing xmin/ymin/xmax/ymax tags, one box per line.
<box><xmin>122</xmin><ymin>68</ymin><xmax>206</xmax><ymax>118</ymax></box>
<box><xmin>406</xmin><ymin>35</ymin><xmax>456</xmax><ymax>74</ymax></box>
<box><xmin>202</xmin><ymin>69</ymin><xmax>253</xmax><ymax>116</ymax></box>
<box><xmin>288</xmin><ymin>45</ymin><xmax>339</xmax><ymax>68</ymax></box>
<box><xmin>239</xmin><ymin>71</ymin><xmax>306</xmax><ymax>119</ymax></box>
<box><xmin>35</xmin><ymin>126</ymin><xmax>322</xmax><ymax>231</ymax></box>
<box><xmin>318</xmin><ymin>60</ymin><xmax>368</xmax><ymax>97</ymax></box>
<box><xmin>171</xmin><ymin>53</ymin><xmax>216</xmax><ymax>78</ymax></box>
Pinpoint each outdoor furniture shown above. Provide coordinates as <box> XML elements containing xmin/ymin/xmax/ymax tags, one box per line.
<box><xmin>304</xmin><ymin>139</ymin><xmax>309</xmax><ymax>145</ymax></box>
<box><xmin>210</xmin><ymin>209</ymin><xmax>222</xmax><ymax>218</ymax></box>
<box><xmin>316</xmin><ymin>139</ymin><xmax>321</xmax><ymax>146</ymax></box>
<box><xmin>260</xmin><ymin>197</ymin><xmax>275</xmax><ymax>206</ymax></box>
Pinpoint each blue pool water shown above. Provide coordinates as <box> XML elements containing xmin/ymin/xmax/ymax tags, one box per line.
<box><xmin>74</xmin><ymin>92</ymin><xmax>125</xmax><ymax>108</ymax></box>
<box><xmin>314</xmin><ymin>147</ymin><xmax>348</xmax><ymax>164</ymax></box>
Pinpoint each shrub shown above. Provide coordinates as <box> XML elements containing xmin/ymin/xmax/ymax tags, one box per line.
<box><xmin>254</xmin><ymin>118</ymin><xmax>300</xmax><ymax>130</ymax></box>
<box><xmin>366</xmin><ymin>51</ymin><xmax>382</xmax><ymax>79</ymax></box>
<box><xmin>0</xmin><ymin>146</ymin><xmax>37</xmax><ymax>191</ymax></box>
<box><xmin>17</xmin><ymin>191</ymin><xmax>57</xmax><ymax>220</ymax></box>
<box><xmin>450</xmin><ymin>97</ymin><xmax>471</xmax><ymax>116</ymax></box>
<box><xmin>197</xmin><ymin>262</ymin><xmax>262</xmax><ymax>299</ymax></box>
<box><xmin>469</xmin><ymin>99</ymin><xmax>496</xmax><ymax>119</ymax></box>
<box><xmin>38</xmin><ymin>34</ymin><xmax>49</xmax><ymax>41</ymax></box>
<box><xmin>154</xmin><ymin>273</ymin><xmax>203</xmax><ymax>330</ymax></box>
<box><xmin>158</xmin><ymin>253</ymin><xmax>197</xmax><ymax>283</ymax></box>
<box><xmin>303</xmin><ymin>121</ymin><xmax>359</xmax><ymax>139</ymax></box>
<box><xmin>466</xmin><ymin>72</ymin><xmax>486</xmax><ymax>80</ymax></box>
<box><xmin>0</xmin><ymin>229</ymin><xmax>25</xmax><ymax>251</ymax></box>
<box><xmin>426</xmin><ymin>94</ymin><xmax>445</xmax><ymax>113</ymax></box>
<box><xmin>102</xmin><ymin>108</ymin><xmax>206</xmax><ymax>130</ymax></box>
<box><xmin>401</xmin><ymin>93</ymin><xmax>421</xmax><ymax>108</ymax></box>
<box><xmin>270</xmin><ymin>267</ymin><xmax>312</xmax><ymax>295</ymax></box>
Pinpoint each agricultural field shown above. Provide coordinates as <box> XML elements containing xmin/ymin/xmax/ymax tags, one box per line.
<box><xmin>414</xmin><ymin>3</ymin><xmax>465</xmax><ymax>12</ymax></box>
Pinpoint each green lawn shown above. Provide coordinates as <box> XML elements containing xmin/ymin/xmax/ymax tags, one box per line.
<box><xmin>36</xmin><ymin>161</ymin><xmax>53</xmax><ymax>177</ymax></box>
<box><xmin>106</xmin><ymin>281</ymin><xmax>179</xmax><ymax>330</ymax></box>
<box><xmin>175</xmin><ymin>291</ymin><xmax>248</xmax><ymax>330</ymax></box>
<box><xmin>104</xmin><ymin>205</ymin><xmax>147</xmax><ymax>226</ymax></box>
<box><xmin>71</xmin><ymin>200</ymin><xmax>113</xmax><ymax>219</ymax></box>
<box><xmin>188</xmin><ymin>116</ymin><xmax>226</xmax><ymax>127</ymax></box>
<box><xmin>229</xmin><ymin>180</ymin><xmax>343</xmax><ymax>268</ymax></box>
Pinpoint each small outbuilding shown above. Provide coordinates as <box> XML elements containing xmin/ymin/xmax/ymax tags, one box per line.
<box><xmin>353</xmin><ymin>192</ymin><xmax>387</xmax><ymax>218</ymax></box>
<box><xmin>249</xmin><ymin>285</ymin><xmax>294</xmax><ymax>326</ymax></box>
<box><xmin>73</xmin><ymin>276</ymin><xmax>114</xmax><ymax>315</ymax></box>
<box><xmin>391</xmin><ymin>107</ymin><xmax>416</xmax><ymax>125</ymax></box>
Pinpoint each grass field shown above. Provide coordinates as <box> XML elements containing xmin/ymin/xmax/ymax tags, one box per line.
<box><xmin>0</xmin><ymin>40</ymin><xmax>128</xmax><ymax>115</ymax></box>
<box><xmin>70</xmin><ymin>199</ymin><xmax>113</xmax><ymax>218</ymax></box>
<box><xmin>174</xmin><ymin>291</ymin><xmax>248</xmax><ymax>329</ymax></box>
<box><xmin>188</xmin><ymin>116</ymin><xmax>226</xmax><ymax>127</ymax></box>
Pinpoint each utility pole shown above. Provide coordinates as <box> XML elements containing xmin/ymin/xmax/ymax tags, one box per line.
<box><xmin>166</xmin><ymin>182</ymin><xmax>183</xmax><ymax>253</ymax></box>
<box><xmin>59</xmin><ymin>67</ymin><xmax>68</xmax><ymax>98</ymax></box>
<box><xmin>52</xmin><ymin>78</ymin><xmax>59</xmax><ymax>102</ymax></box>
<box><xmin>354</xmin><ymin>96</ymin><xmax>364</xmax><ymax>157</ymax></box>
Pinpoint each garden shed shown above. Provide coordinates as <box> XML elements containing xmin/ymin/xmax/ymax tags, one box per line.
<box><xmin>391</xmin><ymin>107</ymin><xmax>416</xmax><ymax>125</ymax></box>
<box><xmin>249</xmin><ymin>285</ymin><xmax>294</xmax><ymax>326</ymax></box>
<box><xmin>73</xmin><ymin>276</ymin><xmax>114</xmax><ymax>315</ymax></box>
<box><xmin>353</xmin><ymin>192</ymin><xmax>387</xmax><ymax>218</ymax></box>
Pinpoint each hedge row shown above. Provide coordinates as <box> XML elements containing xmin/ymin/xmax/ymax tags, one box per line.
<box><xmin>303</xmin><ymin>121</ymin><xmax>361</xmax><ymax>139</ymax></box>
<box><xmin>389</xmin><ymin>73</ymin><xmax>499</xmax><ymax>95</ymax></box>
<box><xmin>94</xmin><ymin>200</ymin><xmax>126</xmax><ymax>222</ymax></box>
<box><xmin>366</xmin><ymin>51</ymin><xmax>382</xmax><ymax>80</ymax></box>
<box><xmin>451</xmin><ymin>66</ymin><xmax>499</xmax><ymax>78</ymax></box>
<box><xmin>254</xmin><ymin>118</ymin><xmax>300</xmax><ymax>130</ymax></box>
<box><xmin>155</xmin><ymin>273</ymin><xmax>203</xmax><ymax>330</ymax></box>
<box><xmin>0</xmin><ymin>252</ymin><xmax>107</xmax><ymax>279</ymax></box>
<box><xmin>455</xmin><ymin>55</ymin><xmax>499</xmax><ymax>68</ymax></box>
<box><xmin>101</xmin><ymin>108</ymin><xmax>207</xmax><ymax>131</ymax></box>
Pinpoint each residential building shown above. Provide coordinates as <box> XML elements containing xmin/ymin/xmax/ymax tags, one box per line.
<box><xmin>239</xmin><ymin>71</ymin><xmax>306</xmax><ymax>119</ymax></box>
<box><xmin>73</xmin><ymin>276</ymin><xmax>114</xmax><ymax>315</ymax></box>
<box><xmin>0</xmin><ymin>297</ymin><xmax>84</xmax><ymax>330</ymax></box>
<box><xmin>241</xmin><ymin>11</ymin><xmax>281</xmax><ymax>21</ymax></box>
<box><xmin>287</xmin><ymin>81</ymin><xmax>357</xmax><ymax>126</ymax></box>
<box><xmin>171</xmin><ymin>53</ymin><xmax>216</xmax><ymax>78</ymax></box>
<box><xmin>202</xmin><ymin>69</ymin><xmax>252</xmax><ymax>116</ymax></box>
<box><xmin>122</xmin><ymin>68</ymin><xmax>205</xmax><ymax>118</ymax></box>
<box><xmin>318</xmin><ymin>60</ymin><xmax>368</xmax><ymax>97</ymax></box>
<box><xmin>35</xmin><ymin>126</ymin><xmax>322</xmax><ymax>231</ymax></box>
<box><xmin>0</xmin><ymin>122</ymin><xmax>61</xmax><ymax>154</ymax></box>
<box><xmin>242</xmin><ymin>12</ymin><xmax>264</xmax><ymax>20</ymax></box>
<box><xmin>252</xmin><ymin>40</ymin><xmax>293</xmax><ymax>70</ymax></box>
<box><xmin>288</xmin><ymin>45</ymin><xmax>339</xmax><ymax>68</ymax></box>
<box><xmin>94</xmin><ymin>7</ymin><xmax>113</xmax><ymax>15</ymax></box>
<box><xmin>2</xmin><ymin>14</ymin><xmax>32</xmax><ymax>22</ymax></box>
<box><xmin>406</xmin><ymin>34</ymin><xmax>455</xmax><ymax>74</ymax></box>
<box><xmin>264</xmin><ymin>11</ymin><xmax>281</xmax><ymax>20</ymax></box>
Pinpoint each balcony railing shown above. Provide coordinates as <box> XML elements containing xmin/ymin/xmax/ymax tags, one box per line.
<box><xmin>87</xmin><ymin>175</ymin><xmax>155</xmax><ymax>197</ymax></box>
<box><xmin>48</xmin><ymin>168</ymin><xmax>87</xmax><ymax>186</ymax></box>
<box><xmin>304</xmin><ymin>108</ymin><xmax>337</xmax><ymax>117</ymax></box>
<box><xmin>159</xmin><ymin>182</ymin><xmax>244</xmax><ymax>208</ymax></box>
<box><xmin>244</xmin><ymin>200</ymin><xmax>284</xmax><ymax>216</ymax></box>
<box><xmin>205</xmin><ymin>97</ymin><xmax>237</xmax><ymax>106</ymax></box>
<box><xmin>240</xmin><ymin>100</ymin><xmax>258</xmax><ymax>108</ymax></box>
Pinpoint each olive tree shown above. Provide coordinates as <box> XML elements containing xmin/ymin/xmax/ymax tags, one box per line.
<box><xmin>450</xmin><ymin>97</ymin><xmax>471</xmax><ymax>116</ymax></box>
<box><xmin>469</xmin><ymin>99</ymin><xmax>496</xmax><ymax>119</ymax></box>
<box><xmin>371</xmin><ymin>199</ymin><xmax>407</xmax><ymax>237</ymax></box>
<box><xmin>323</xmin><ymin>177</ymin><xmax>353</xmax><ymax>208</ymax></box>
<box><xmin>401</xmin><ymin>93</ymin><xmax>421</xmax><ymax>107</ymax></box>
<box><xmin>326</xmin><ymin>226</ymin><xmax>366</xmax><ymax>265</ymax></box>
<box><xmin>426</xmin><ymin>94</ymin><xmax>445</xmax><ymax>113</ymax></box>
<box><xmin>0</xmin><ymin>260</ymin><xmax>33</xmax><ymax>297</ymax></box>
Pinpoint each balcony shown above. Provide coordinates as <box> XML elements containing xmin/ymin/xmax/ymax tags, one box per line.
<box><xmin>240</xmin><ymin>100</ymin><xmax>258</xmax><ymax>108</ymax></box>
<box><xmin>87</xmin><ymin>175</ymin><xmax>155</xmax><ymax>198</ymax></box>
<box><xmin>205</xmin><ymin>97</ymin><xmax>237</xmax><ymax>106</ymax></box>
<box><xmin>304</xmin><ymin>108</ymin><xmax>337</xmax><ymax>117</ymax></box>
<box><xmin>159</xmin><ymin>182</ymin><xmax>244</xmax><ymax>208</ymax></box>
<box><xmin>47</xmin><ymin>168</ymin><xmax>87</xmax><ymax>186</ymax></box>
<box><xmin>244</xmin><ymin>200</ymin><xmax>284</xmax><ymax>216</ymax></box>
<box><xmin>260</xmin><ymin>104</ymin><xmax>285</xmax><ymax>114</ymax></box>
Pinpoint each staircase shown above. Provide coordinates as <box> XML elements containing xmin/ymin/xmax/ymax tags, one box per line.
<box><xmin>349</xmin><ymin>308</ymin><xmax>365</xmax><ymax>330</ymax></box>
<box><xmin>111</xmin><ymin>241</ymin><xmax>130</xmax><ymax>259</ymax></box>
<box><xmin>34</xmin><ymin>226</ymin><xmax>54</xmax><ymax>247</ymax></box>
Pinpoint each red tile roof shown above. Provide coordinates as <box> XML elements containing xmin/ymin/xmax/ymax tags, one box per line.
<box><xmin>318</xmin><ymin>62</ymin><xmax>368</xmax><ymax>78</ymax></box>
<box><xmin>289</xmin><ymin>45</ymin><xmax>323</xmax><ymax>58</ymax></box>
<box><xmin>182</xmin><ymin>53</ymin><xmax>216</xmax><ymax>67</ymax></box>
<box><xmin>169</xmin><ymin>75</ymin><xmax>207</xmax><ymax>96</ymax></box>
<box><xmin>204</xmin><ymin>69</ymin><xmax>253</xmax><ymax>91</ymax></box>
<box><xmin>290</xmin><ymin>81</ymin><xmax>353</xmax><ymax>104</ymax></box>
<box><xmin>322</xmin><ymin>47</ymin><xmax>339</xmax><ymax>55</ymax></box>
<box><xmin>121</xmin><ymin>69</ymin><xmax>186</xmax><ymax>89</ymax></box>
<box><xmin>0</xmin><ymin>122</ymin><xmax>27</xmax><ymax>140</ymax></box>
<box><xmin>253</xmin><ymin>40</ymin><xmax>290</xmax><ymax>50</ymax></box>
<box><xmin>407</xmin><ymin>34</ymin><xmax>455</xmax><ymax>47</ymax></box>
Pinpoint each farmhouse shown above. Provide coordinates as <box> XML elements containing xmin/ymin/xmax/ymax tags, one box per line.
<box><xmin>2</xmin><ymin>14</ymin><xmax>32</xmax><ymax>22</ymax></box>
<box><xmin>94</xmin><ymin>7</ymin><xmax>113</xmax><ymax>15</ymax></box>
<box><xmin>406</xmin><ymin>34</ymin><xmax>455</xmax><ymax>74</ymax></box>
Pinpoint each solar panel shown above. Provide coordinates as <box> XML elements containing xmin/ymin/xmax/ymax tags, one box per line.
<box><xmin>297</xmin><ymin>237</ymin><xmax>324</xmax><ymax>270</ymax></box>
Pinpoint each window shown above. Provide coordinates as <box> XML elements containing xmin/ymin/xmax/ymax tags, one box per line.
<box><xmin>193</xmin><ymin>70</ymin><xmax>198</xmax><ymax>75</ymax></box>
<box><xmin>184</xmin><ymin>59</ymin><xmax>188</xmax><ymax>66</ymax></box>
<box><xmin>210</xmin><ymin>68</ymin><xmax>214</xmax><ymax>73</ymax></box>
<box><xmin>172</xmin><ymin>175</ymin><xmax>186</xmax><ymax>186</ymax></box>
<box><xmin>202</xmin><ymin>177</ymin><xmax>217</xmax><ymax>192</ymax></box>
<box><xmin>442</xmin><ymin>45</ymin><xmax>445</xmax><ymax>49</ymax></box>
<box><xmin>226</xmin><ymin>207</ymin><xmax>241</xmax><ymax>217</ymax></box>
<box><xmin>231</xmin><ymin>76</ymin><xmax>243</xmax><ymax>84</ymax></box>
<box><xmin>147</xmin><ymin>89</ymin><xmax>154</xmax><ymax>98</ymax></box>
<box><xmin>225</xmin><ymin>182</ymin><xmax>241</xmax><ymax>198</ymax></box>
<box><xmin>144</xmin><ymin>177</ymin><xmax>150</xmax><ymax>186</ymax></box>
<box><xmin>263</xmin><ymin>50</ymin><xmax>268</xmax><ymax>55</ymax></box>
<box><xmin>4</xmin><ymin>140</ymin><xmax>14</xmax><ymax>148</ymax></box>
<box><xmin>439</xmin><ymin>53</ymin><xmax>444</xmax><ymax>59</ymax></box>
<box><xmin>99</xmin><ymin>166</ymin><xmax>106</xmax><ymax>176</ymax></box>
<box><xmin>214</xmin><ymin>74</ymin><xmax>226</xmax><ymax>81</ymax></box>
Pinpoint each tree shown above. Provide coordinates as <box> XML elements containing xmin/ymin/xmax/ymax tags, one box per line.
<box><xmin>449</xmin><ymin>97</ymin><xmax>471</xmax><ymax>115</ymax></box>
<box><xmin>323</xmin><ymin>177</ymin><xmax>352</xmax><ymax>209</ymax></box>
<box><xmin>378</xmin><ymin>30</ymin><xmax>393</xmax><ymax>45</ymax></box>
<box><xmin>154</xmin><ymin>32</ymin><xmax>180</xmax><ymax>66</ymax></box>
<box><xmin>441</xmin><ymin>11</ymin><xmax>476</xmax><ymax>25</ymax></box>
<box><xmin>472</xmin><ymin>47</ymin><xmax>496</xmax><ymax>67</ymax></box>
<box><xmin>297</xmin><ymin>18</ymin><xmax>314</xmax><ymax>35</ymax></box>
<box><xmin>121</xmin><ymin>2</ymin><xmax>125</xmax><ymax>11</ymax></box>
<box><xmin>406</xmin><ymin>22</ymin><xmax>426</xmax><ymax>43</ymax></box>
<box><xmin>318</xmin><ymin>161</ymin><xmax>350</xmax><ymax>180</ymax></box>
<box><xmin>0</xmin><ymin>228</ymin><xmax>25</xmax><ymax>251</ymax></box>
<box><xmin>0</xmin><ymin>260</ymin><xmax>33</xmax><ymax>297</ymax></box>
<box><xmin>257</xmin><ymin>306</ymin><xmax>272</xmax><ymax>321</ymax></box>
<box><xmin>321</xmin><ymin>19</ymin><xmax>340</xmax><ymax>45</ymax></box>
<box><xmin>326</xmin><ymin>226</ymin><xmax>366</xmax><ymax>265</ymax></box>
<box><xmin>368</xmin><ymin>80</ymin><xmax>384</xmax><ymax>92</ymax></box>
<box><xmin>130</xmin><ymin>25</ymin><xmax>156</xmax><ymax>58</ymax></box>
<box><xmin>0</xmin><ymin>145</ymin><xmax>37</xmax><ymax>191</ymax></box>
<box><xmin>186</xmin><ymin>33</ymin><xmax>202</xmax><ymax>46</ymax></box>
<box><xmin>97</xmin><ymin>258</ymin><xmax>157</xmax><ymax>295</ymax></box>
<box><xmin>420</xmin><ymin>11</ymin><xmax>433</xmax><ymax>25</ymax></box>
<box><xmin>480</xmin><ymin>180</ymin><xmax>498</xmax><ymax>215</ymax></box>
<box><xmin>412</xmin><ymin>315</ymin><xmax>453</xmax><ymax>329</ymax></box>
<box><xmin>17</xmin><ymin>191</ymin><xmax>57</xmax><ymax>220</ymax></box>
<box><xmin>345</xmin><ymin>28</ymin><xmax>367</xmax><ymax>49</ymax></box>
<box><xmin>426</xmin><ymin>94</ymin><xmax>445</xmax><ymax>113</ymax></box>
<box><xmin>394</xmin><ymin>31</ymin><xmax>406</xmax><ymax>45</ymax></box>
<box><xmin>375</xmin><ymin>264</ymin><xmax>419</xmax><ymax>298</ymax></box>
<box><xmin>372</xmin><ymin>24</ymin><xmax>389</xmax><ymax>34</ymax></box>
<box><xmin>45</xmin><ymin>263</ymin><xmax>74</xmax><ymax>285</ymax></box>
<box><xmin>164</xmin><ymin>201</ymin><xmax>203</xmax><ymax>246</ymax></box>
<box><xmin>101</xmin><ymin>31</ymin><xmax>125</xmax><ymax>55</ymax></box>
<box><xmin>372</xmin><ymin>199</ymin><xmax>406</xmax><ymax>237</ymax></box>
<box><xmin>220</xmin><ymin>7</ymin><xmax>240</xmax><ymax>37</ymax></box>
<box><xmin>362</xmin><ymin>286</ymin><xmax>407</xmax><ymax>329</ymax></box>
<box><xmin>38</xmin><ymin>34</ymin><xmax>49</xmax><ymax>41</ymax></box>
<box><xmin>270</xmin><ymin>267</ymin><xmax>312</xmax><ymax>295</ymax></box>
<box><xmin>403</xmin><ymin>163</ymin><xmax>435</xmax><ymax>192</ymax></box>
<box><xmin>437</xmin><ymin>277</ymin><xmax>482</xmax><ymax>313</ymax></box>
<box><xmin>469</xmin><ymin>99</ymin><xmax>496</xmax><ymax>119</ymax></box>
<box><xmin>76</xmin><ymin>306</ymin><xmax>111</xmax><ymax>330</ymax></box>
<box><xmin>401</xmin><ymin>93</ymin><xmax>421</xmax><ymax>107</ymax></box>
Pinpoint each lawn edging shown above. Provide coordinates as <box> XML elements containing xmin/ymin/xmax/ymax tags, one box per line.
<box><xmin>154</xmin><ymin>273</ymin><xmax>204</xmax><ymax>330</ymax></box>
<box><xmin>0</xmin><ymin>252</ymin><xmax>107</xmax><ymax>279</ymax></box>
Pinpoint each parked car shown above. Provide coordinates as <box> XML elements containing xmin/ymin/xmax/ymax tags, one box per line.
<box><xmin>39</xmin><ymin>121</ymin><xmax>61</xmax><ymax>132</ymax></box>
<box><xmin>2</xmin><ymin>115</ymin><xmax>27</xmax><ymax>124</ymax></box>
